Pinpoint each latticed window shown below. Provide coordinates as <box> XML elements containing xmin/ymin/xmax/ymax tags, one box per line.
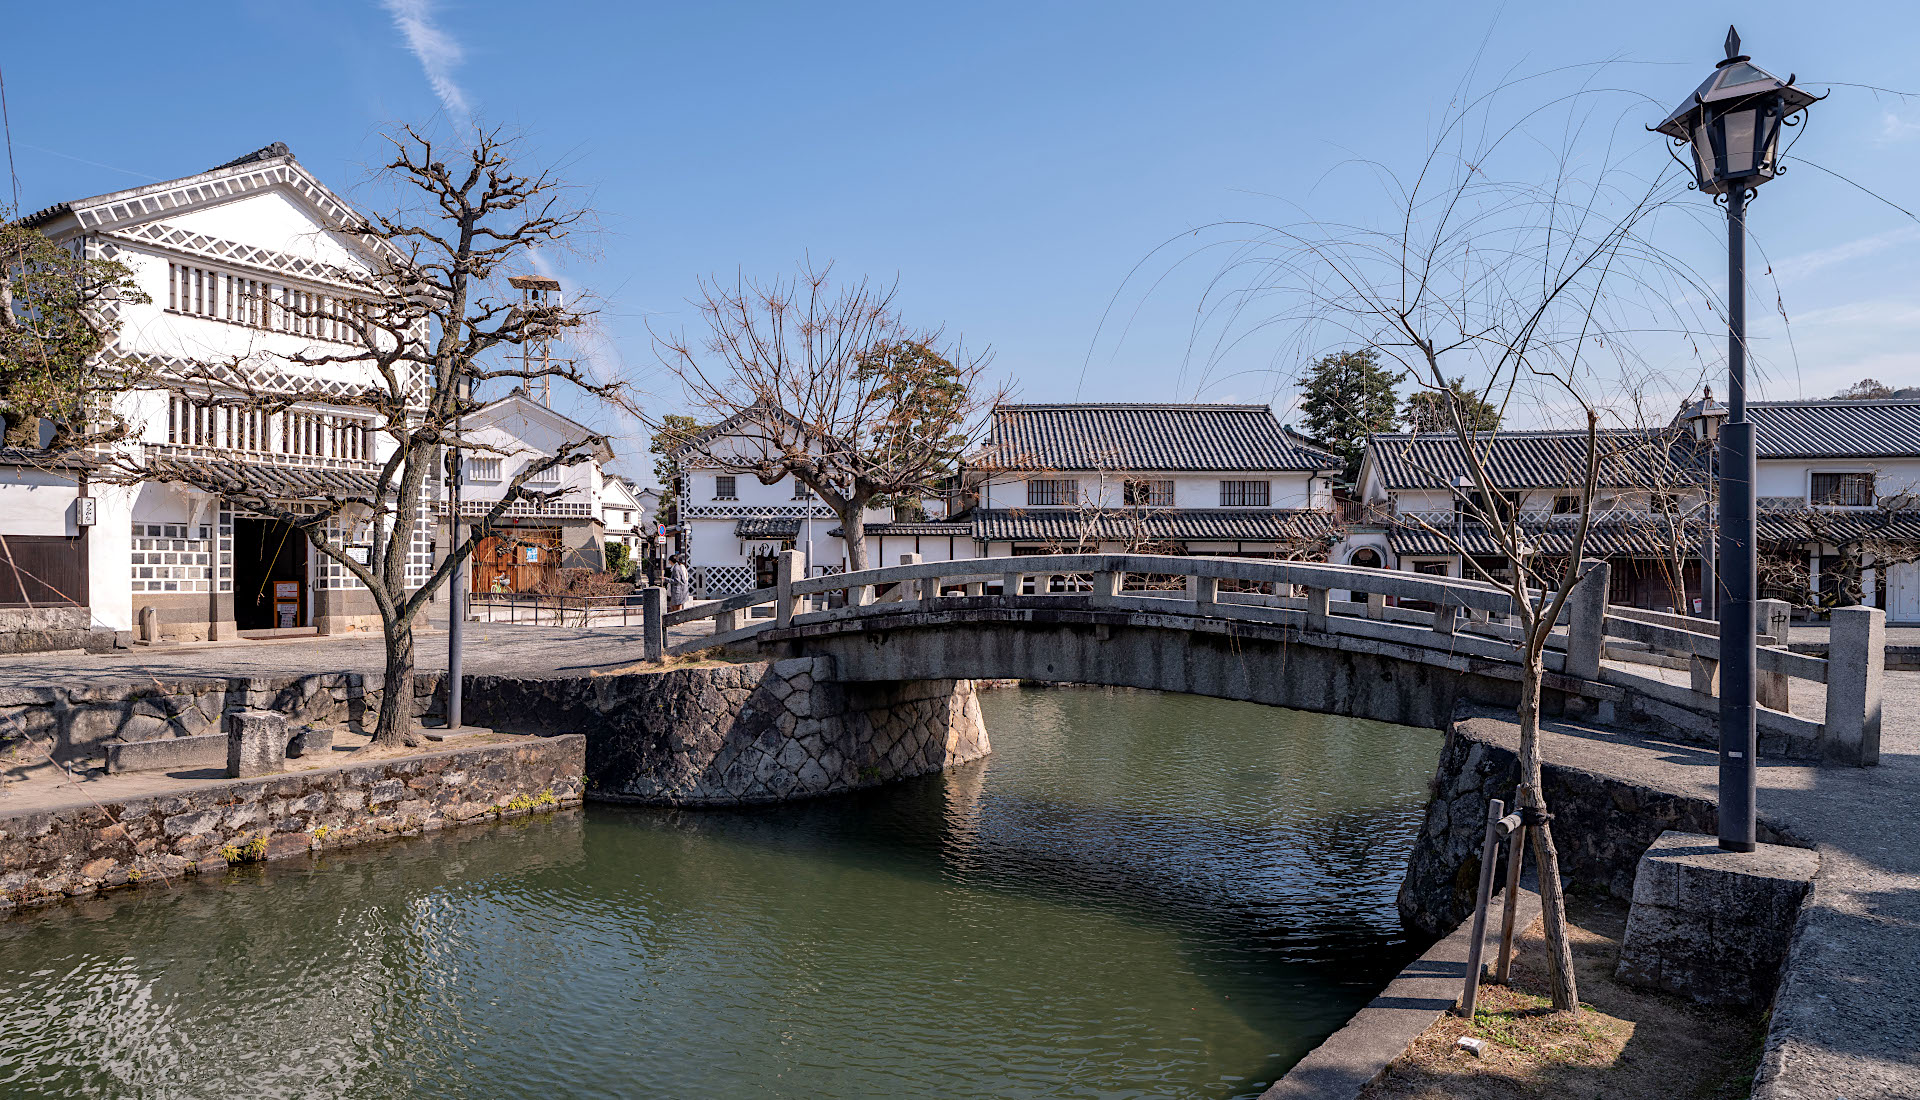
<box><xmin>1218</xmin><ymin>480</ymin><xmax>1270</xmax><ymax>507</ymax></box>
<box><xmin>714</xmin><ymin>475</ymin><xmax>738</xmax><ymax>500</ymax></box>
<box><xmin>528</xmin><ymin>464</ymin><xmax>561</xmax><ymax>485</ymax></box>
<box><xmin>467</xmin><ymin>457</ymin><xmax>503</xmax><ymax>481</ymax></box>
<box><xmin>1026</xmin><ymin>479</ymin><xmax>1078</xmax><ymax>506</ymax></box>
<box><xmin>1811</xmin><ymin>472</ymin><xmax>1873</xmax><ymax>507</ymax></box>
<box><xmin>1123</xmin><ymin>479</ymin><xmax>1174</xmax><ymax>507</ymax></box>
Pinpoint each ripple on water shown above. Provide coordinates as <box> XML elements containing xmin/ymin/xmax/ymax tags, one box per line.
<box><xmin>0</xmin><ymin>687</ymin><xmax>1437</xmax><ymax>1100</ymax></box>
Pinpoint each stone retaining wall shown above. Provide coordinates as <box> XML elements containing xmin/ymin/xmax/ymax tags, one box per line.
<box><xmin>1397</xmin><ymin>707</ymin><xmax>1803</xmax><ymax>935</ymax></box>
<box><xmin>0</xmin><ymin>735</ymin><xmax>581</xmax><ymax>913</ymax></box>
<box><xmin>459</xmin><ymin>659</ymin><xmax>991</xmax><ymax>805</ymax></box>
<box><xmin>1</xmin><ymin>671</ymin><xmax>445</xmax><ymax>766</ymax></box>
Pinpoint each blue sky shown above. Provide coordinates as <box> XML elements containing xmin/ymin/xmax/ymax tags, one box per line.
<box><xmin>7</xmin><ymin>2</ymin><xmax>1920</xmax><ymax>480</ymax></box>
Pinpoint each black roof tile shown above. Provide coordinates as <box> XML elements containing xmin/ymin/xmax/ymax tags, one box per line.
<box><xmin>974</xmin><ymin>508</ymin><xmax>1334</xmax><ymax>543</ymax></box>
<box><xmin>977</xmin><ymin>404</ymin><xmax>1339</xmax><ymax>473</ymax></box>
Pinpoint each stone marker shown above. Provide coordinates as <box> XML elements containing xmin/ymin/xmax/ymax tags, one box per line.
<box><xmin>227</xmin><ymin>710</ymin><xmax>288</xmax><ymax>778</ymax></box>
<box><xmin>1616</xmin><ymin>830</ymin><xmax>1818</xmax><ymax>1007</ymax></box>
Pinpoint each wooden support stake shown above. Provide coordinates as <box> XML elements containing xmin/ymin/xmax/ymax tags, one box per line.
<box><xmin>1459</xmin><ymin>797</ymin><xmax>1504</xmax><ymax>1018</ymax></box>
<box><xmin>1494</xmin><ymin>823</ymin><xmax>1527</xmax><ymax>985</ymax></box>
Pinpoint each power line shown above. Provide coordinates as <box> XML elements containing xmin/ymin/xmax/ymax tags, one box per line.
<box><xmin>0</xmin><ymin>63</ymin><xmax>18</xmax><ymax>212</ymax></box>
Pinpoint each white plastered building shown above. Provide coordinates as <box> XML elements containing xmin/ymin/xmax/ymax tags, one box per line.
<box><xmin>2</xmin><ymin>143</ymin><xmax>431</xmax><ymax>646</ymax></box>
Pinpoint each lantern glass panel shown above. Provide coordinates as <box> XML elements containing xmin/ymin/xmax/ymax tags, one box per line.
<box><xmin>1722</xmin><ymin>106</ymin><xmax>1761</xmax><ymax>175</ymax></box>
<box><xmin>1690</xmin><ymin>119</ymin><xmax>1715</xmax><ymax>184</ymax></box>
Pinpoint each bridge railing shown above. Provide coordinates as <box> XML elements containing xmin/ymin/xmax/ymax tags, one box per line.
<box><xmin>651</xmin><ymin>551</ymin><xmax>1615</xmax><ymax>678</ymax></box>
<box><xmin>1594</xmin><ymin>600</ymin><xmax>1884</xmax><ymax>765</ymax></box>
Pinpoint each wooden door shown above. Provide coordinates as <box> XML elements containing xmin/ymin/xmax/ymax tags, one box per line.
<box><xmin>472</xmin><ymin>529</ymin><xmax>562</xmax><ymax>593</ymax></box>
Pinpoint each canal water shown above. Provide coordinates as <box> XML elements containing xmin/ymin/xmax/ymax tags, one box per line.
<box><xmin>0</xmin><ymin>687</ymin><xmax>1439</xmax><ymax>1099</ymax></box>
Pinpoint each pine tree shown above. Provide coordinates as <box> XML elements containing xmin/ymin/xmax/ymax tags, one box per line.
<box><xmin>1402</xmin><ymin>377</ymin><xmax>1502</xmax><ymax>434</ymax></box>
<box><xmin>1299</xmin><ymin>348</ymin><xmax>1403</xmax><ymax>481</ymax></box>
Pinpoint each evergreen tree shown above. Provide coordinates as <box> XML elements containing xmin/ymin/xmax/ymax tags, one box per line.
<box><xmin>1299</xmin><ymin>348</ymin><xmax>1402</xmax><ymax>481</ymax></box>
<box><xmin>1402</xmin><ymin>377</ymin><xmax>1502</xmax><ymax>434</ymax></box>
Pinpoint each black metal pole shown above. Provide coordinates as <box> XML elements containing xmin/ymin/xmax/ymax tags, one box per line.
<box><xmin>1718</xmin><ymin>186</ymin><xmax>1758</xmax><ymax>852</ymax></box>
<box><xmin>448</xmin><ymin>445</ymin><xmax>464</xmax><ymax>731</ymax></box>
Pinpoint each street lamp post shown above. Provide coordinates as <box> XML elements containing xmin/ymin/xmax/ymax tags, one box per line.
<box><xmin>1655</xmin><ymin>26</ymin><xmax>1818</xmax><ymax>852</ymax></box>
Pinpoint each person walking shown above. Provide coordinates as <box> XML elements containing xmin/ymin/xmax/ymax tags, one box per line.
<box><xmin>667</xmin><ymin>554</ymin><xmax>691</xmax><ymax>613</ymax></box>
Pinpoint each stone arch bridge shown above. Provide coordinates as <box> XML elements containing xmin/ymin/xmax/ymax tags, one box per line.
<box><xmin>655</xmin><ymin>551</ymin><xmax>1880</xmax><ymax>766</ymax></box>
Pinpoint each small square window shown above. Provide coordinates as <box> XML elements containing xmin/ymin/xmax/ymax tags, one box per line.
<box><xmin>715</xmin><ymin>475</ymin><xmax>738</xmax><ymax>500</ymax></box>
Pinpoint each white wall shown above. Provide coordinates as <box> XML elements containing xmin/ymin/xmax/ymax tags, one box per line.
<box><xmin>980</xmin><ymin>470</ymin><xmax>1327</xmax><ymax>510</ymax></box>
<box><xmin>0</xmin><ymin>469</ymin><xmax>80</xmax><ymax>536</ymax></box>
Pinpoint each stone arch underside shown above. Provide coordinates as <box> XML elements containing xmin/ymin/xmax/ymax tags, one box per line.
<box><xmin>758</xmin><ymin>608</ymin><xmax>1552</xmax><ymax>733</ymax></box>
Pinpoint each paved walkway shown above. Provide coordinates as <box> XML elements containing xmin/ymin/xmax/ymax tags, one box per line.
<box><xmin>0</xmin><ymin>619</ymin><xmax>732</xmax><ymax>691</ymax></box>
<box><xmin>1477</xmin><ymin>673</ymin><xmax>1920</xmax><ymax>1100</ymax></box>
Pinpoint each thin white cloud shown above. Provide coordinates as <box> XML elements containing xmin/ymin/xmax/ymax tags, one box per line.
<box><xmin>1773</xmin><ymin>225</ymin><xmax>1920</xmax><ymax>285</ymax></box>
<box><xmin>379</xmin><ymin>0</ymin><xmax>472</xmax><ymax>130</ymax></box>
<box><xmin>1878</xmin><ymin>109</ymin><xmax>1920</xmax><ymax>146</ymax></box>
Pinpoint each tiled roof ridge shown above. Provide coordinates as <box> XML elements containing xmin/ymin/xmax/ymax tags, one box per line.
<box><xmin>1750</xmin><ymin>397</ymin><xmax>1920</xmax><ymax>407</ymax></box>
<box><xmin>993</xmin><ymin>402</ymin><xmax>1274</xmax><ymax>411</ymax></box>
<box><xmin>1368</xmin><ymin>426</ymin><xmax>1668</xmax><ymax>440</ymax></box>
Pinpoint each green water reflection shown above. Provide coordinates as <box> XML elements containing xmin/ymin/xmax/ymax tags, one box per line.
<box><xmin>0</xmin><ymin>686</ymin><xmax>1439</xmax><ymax>1099</ymax></box>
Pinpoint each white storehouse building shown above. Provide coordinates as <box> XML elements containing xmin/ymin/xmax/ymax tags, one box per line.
<box><xmin>1</xmin><ymin>143</ymin><xmax>430</xmax><ymax>647</ymax></box>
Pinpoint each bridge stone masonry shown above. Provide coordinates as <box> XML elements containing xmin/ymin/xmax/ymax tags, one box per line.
<box><xmin>651</xmin><ymin>549</ymin><xmax>1884</xmax><ymax>765</ymax></box>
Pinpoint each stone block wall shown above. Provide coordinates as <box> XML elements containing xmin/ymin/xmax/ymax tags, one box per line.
<box><xmin>1397</xmin><ymin>708</ymin><xmax>1803</xmax><ymax>936</ymax></box>
<box><xmin>0</xmin><ymin>606</ymin><xmax>114</xmax><ymax>656</ymax></box>
<box><xmin>0</xmin><ymin>736</ymin><xmax>583</xmax><ymax>913</ymax></box>
<box><xmin>2</xmin><ymin>671</ymin><xmax>445</xmax><ymax>767</ymax></box>
<box><xmin>459</xmin><ymin>659</ymin><xmax>992</xmax><ymax>806</ymax></box>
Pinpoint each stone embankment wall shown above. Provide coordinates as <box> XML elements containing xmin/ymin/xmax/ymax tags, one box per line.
<box><xmin>1</xmin><ymin>672</ymin><xmax>443</xmax><ymax>766</ymax></box>
<box><xmin>460</xmin><ymin>658</ymin><xmax>991</xmax><ymax>805</ymax></box>
<box><xmin>0</xmin><ymin>736</ymin><xmax>582</xmax><ymax>913</ymax></box>
<box><xmin>1397</xmin><ymin>707</ymin><xmax>1803</xmax><ymax>935</ymax></box>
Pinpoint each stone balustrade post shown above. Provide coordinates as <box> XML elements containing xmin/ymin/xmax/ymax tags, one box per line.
<box><xmin>1091</xmin><ymin>570</ymin><xmax>1121</xmax><ymax>607</ymax></box>
<box><xmin>1432</xmin><ymin>602</ymin><xmax>1458</xmax><ymax>636</ymax></box>
<box><xmin>1305</xmin><ymin>586</ymin><xmax>1330</xmax><ymax>633</ymax></box>
<box><xmin>1564</xmin><ymin>557</ymin><xmax>1610</xmax><ymax>682</ymax></box>
<box><xmin>1365</xmin><ymin>591</ymin><xmax>1387</xmax><ymax>620</ymax></box>
<box><xmin>964</xmin><ymin>581</ymin><xmax>985</xmax><ymax>597</ymax></box>
<box><xmin>1002</xmin><ymin>570</ymin><xmax>1023</xmax><ymax>599</ymax></box>
<box><xmin>1825</xmin><ymin>605</ymin><xmax>1885</xmax><ymax>766</ymax></box>
<box><xmin>716</xmin><ymin>607</ymin><xmax>738</xmax><ymax>635</ymax></box>
<box><xmin>776</xmin><ymin>550</ymin><xmax>802</xmax><ymax>628</ymax></box>
<box><xmin>1189</xmin><ymin>574</ymin><xmax>1219</xmax><ymax>613</ymax></box>
<box><xmin>641</xmin><ymin>586</ymin><xmax>665</xmax><ymax>661</ymax></box>
<box><xmin>1757</xmin><ymin>598</ymin><xmax>1792</xmax><ymax>712</ymax></box>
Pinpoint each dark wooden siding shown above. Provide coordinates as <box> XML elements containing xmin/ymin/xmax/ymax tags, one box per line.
<box><xmin>0</xmin><ymin>534</ymin><xmax>88</xmax><ymax>607</ymax></box>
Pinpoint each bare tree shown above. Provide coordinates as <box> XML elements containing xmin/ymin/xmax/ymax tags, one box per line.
<box><xmin>101</xmin><ymin>126</ymin><xmax>632</xmax><ymax>747</ymax></box>
<box><xmin>1758</xmin><ymin>477</ymin><xmax>1920</xmax><ymax>610</ymax></box>
<box><xmin>656</xmin><ymin>263</ymin><xmax>1004</xmax><ymax>572</ymax></box>
<box><xmin>1178</xmin><ymin>72</ymin><xmax>1722</xmax><ymax>1013</ymax></box>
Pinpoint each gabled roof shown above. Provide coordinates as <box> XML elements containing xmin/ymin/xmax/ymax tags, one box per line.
<box><xmin>16</xmin><ymin>142</ymin><xmax>401</xmax><ymax>269</ymax></box>
<box><xmin>461</xmin><ymin>390</ymin><xmax>614</xmax><ymax>463</ymax></box>
<box><xmin>1365</xmin><ymin>429</ymin><xmax>1708</xmax><ymax>492</ymax></box>
<box><xmin>1748</xmin><ymin>400</ymin><xmax>1920</xmax><ymax>459</ymax></box>
<box><xmin>669</xmin><ymin>404</ymin><xmax>819</xmax><ymax>461</ymax></box>
<box><xmin>976</xmin><ymin>403</ymin><xmax>1339</xmax><ymax>473</ymax></box>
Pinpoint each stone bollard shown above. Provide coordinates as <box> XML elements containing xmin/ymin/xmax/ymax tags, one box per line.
<box><xmin>286</xmin><ymin>725</ymin><xmax>334</xmax><ymax>758</ymax></box>
<box><xmin>641</xmin><ymin>586</ymin><xmax>666</xmax><ymax>661</ymax></box>
<box><xmin>1563</xmin><ymin>558</ymin><xmax>1610</xmax><ymax>682</ymax></box>
<box><xmin>1757</xmin><ymin>598</ymin><xmax>1792</xmax><ymax>711</ymax></box>
<box><xmin>1616</xmin><ymin>831</ymin><xmax>1817</xmax><ymax>1007</ymax></box>
<box><xmin>1824</xmin><ymin>605</ymin><xmax>1885</xmax><ymax>766</ymax></box>
<box><xmin>227</xmin><ymin>710</ymin><xmax>288</xmax><ymax>778</ymax></box>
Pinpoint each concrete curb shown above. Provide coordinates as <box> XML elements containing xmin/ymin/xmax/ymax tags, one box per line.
<box><xmin>1260</xmin><ymin>887</ymin><xmax>1542</xmax><ymax>1100</ymax></box>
